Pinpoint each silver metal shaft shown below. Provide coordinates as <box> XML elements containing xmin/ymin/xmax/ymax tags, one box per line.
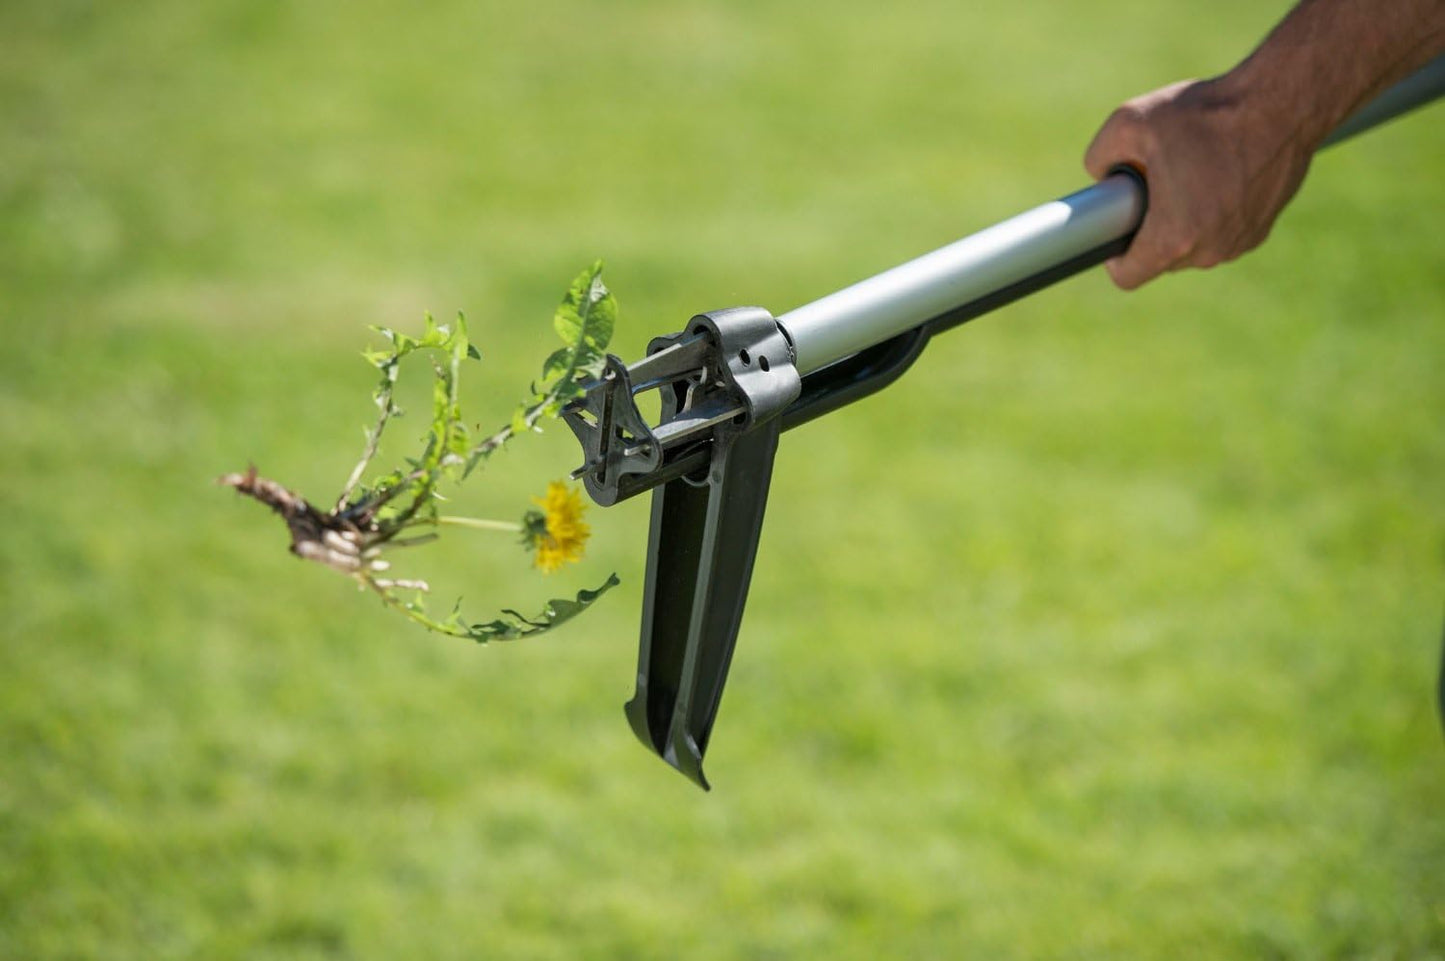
<box><xmin>779</xmin><ymin>174</ymin><xmax>1142</xmax><ymax>375</ymax></box>
<box><xmin>777</xmin><ymin>53</ymin><xmax>1445</xmax><ymax>377</ymax></box>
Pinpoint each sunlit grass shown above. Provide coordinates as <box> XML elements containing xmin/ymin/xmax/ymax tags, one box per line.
<box><xmin>2</xmin><ymin>1</ymin><xmax>1442</xmax><ymax>957</ymax></box>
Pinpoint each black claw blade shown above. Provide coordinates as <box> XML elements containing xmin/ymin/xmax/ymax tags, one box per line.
<box><xmin>624</xmin><ymin>420</ymin><xmax>782</xmax><ymax>790</ymax></box>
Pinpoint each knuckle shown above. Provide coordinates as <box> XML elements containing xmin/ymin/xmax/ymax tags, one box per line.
<box><xmin>1113</xmin><ymin>103</ymin><xmax>1147</xmax><ymax>126</ymax></box>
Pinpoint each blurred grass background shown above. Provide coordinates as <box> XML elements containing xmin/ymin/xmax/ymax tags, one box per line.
<box><xmin>2</xmin><ymin>0</ymin><xmax>1443</xmax><ymax>957</ymax></box>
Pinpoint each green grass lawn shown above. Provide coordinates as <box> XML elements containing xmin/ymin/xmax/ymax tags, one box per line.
<box><xmin>3</xmin><ymin>1</ymin><xmax>1443</xmax><ymax>957</ymax></box>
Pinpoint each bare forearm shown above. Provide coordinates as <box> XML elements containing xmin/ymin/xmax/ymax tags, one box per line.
<box><xmin>1229</xmin><ymin>0</ymin><xmax>1445</xmax><ymax>149</ymax></box>
<box><xmin>1083</xmin><ymin>0</ymin><xmax>1445</xmax><ymax>290</ymax></box>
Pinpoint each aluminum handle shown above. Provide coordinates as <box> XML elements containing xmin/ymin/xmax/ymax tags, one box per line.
<box><xmin>778</xmin><ymin>174</ymin><xmax>1142</xmax><ymax>375</ymax></box>
<box><xmin>777</xmin><ymin>52</ymin><xmax>1445</xmax><ymax>377</ymax></box>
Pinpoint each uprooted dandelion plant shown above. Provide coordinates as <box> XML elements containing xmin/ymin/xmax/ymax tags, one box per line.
<box><xmin>221</xmin><ymin>262</ymin><xmax>620</xmax><ymax>641</ymax></box>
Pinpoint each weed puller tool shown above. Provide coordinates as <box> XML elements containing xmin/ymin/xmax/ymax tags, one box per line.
<box><xmin>565</xmin><ymin>56</ymin><xmax>1445</xmax><ymax>789</ymax></box>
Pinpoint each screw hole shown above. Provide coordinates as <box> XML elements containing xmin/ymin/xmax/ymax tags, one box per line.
<box><xmin>738</xmin><ymin>349</ymin><xmax>751</xmax><ymax>366</ymax></box>
<box><xmin>758</xmin><ymin>355</ymin><xmax>770</xmax><ymax>372</ymax></box>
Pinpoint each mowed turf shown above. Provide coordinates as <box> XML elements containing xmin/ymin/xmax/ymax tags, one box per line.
<box><xmin>2</xmin><ymin>1</ymin><xmax>1443</xmax><ymax>957</ymax></box>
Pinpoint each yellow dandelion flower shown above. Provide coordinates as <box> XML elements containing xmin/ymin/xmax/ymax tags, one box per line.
<box><xmin>523</xmin><ymin>481</ymin><xmax>590</xmax><ymax>573</ymax></box>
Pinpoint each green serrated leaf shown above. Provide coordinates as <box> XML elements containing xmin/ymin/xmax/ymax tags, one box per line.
<box><xmin>552</xmin><ymin>261</ymin><xmax>615</xmax><ymax>353</ymax></box>
<box><xmin>469</xmin><ymin>618</ymin><xmax>525</xmax><ymax>640</ymax></box>
<box><xmin>577</xmin><ymin>354</ymin><xmax>607</xmax><ymax>379</ymax></box>
<box><xmin>446</xmin><ymin>422</ymin><xmax>471</xmax><ymax>462</ymax></box>
<box><xmin>541</xmin><ymin>346</ymin><xmax>572</xmax><ymax>380</ymax></box>
<box><xmin>556</xmin><ymin>380</ymin><xmax>586</xmax><ymax>402</ymax></box>
<box><xmin>462</xmin><ymin>572</ymin><xmax>620</xmax><ymax>643</ymax></box>
<box><xmin>450</xmin><ymin>312</ymin><xmax>471</xmax><ymax>357</ymax></box>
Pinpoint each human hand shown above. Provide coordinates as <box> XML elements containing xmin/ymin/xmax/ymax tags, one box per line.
<box><xmin>1084</xmin><ymin>76</ymin><xmax>1316</xmax><ymax>290</ymax></box>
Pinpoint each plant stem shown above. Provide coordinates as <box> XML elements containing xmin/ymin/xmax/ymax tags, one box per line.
<box><xmin>435</xmin><ymin>515</ymin><xmax>523</xmax><ymax>533</ymax></box>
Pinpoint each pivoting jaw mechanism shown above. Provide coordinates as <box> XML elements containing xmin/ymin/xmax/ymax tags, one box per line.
<box><xmin>564</xmin><ymin>308</ymin><xmax>801</xmax><ymax>508</ymax></box>
<box><xmin>563</xmin><ymin>307</ymin><xmax>801</xmax><ymax>788</ymax></box>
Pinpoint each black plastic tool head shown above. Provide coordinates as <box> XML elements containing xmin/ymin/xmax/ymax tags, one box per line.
<box><xmin>562</xmin><ymin>301</ymin><xmax>950</xmax><ymax>788</ymax></box>
<box><xmin>565</xmin><ymin>307</ymin><xmax>800</xmax><ymax>788</ymax></box>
